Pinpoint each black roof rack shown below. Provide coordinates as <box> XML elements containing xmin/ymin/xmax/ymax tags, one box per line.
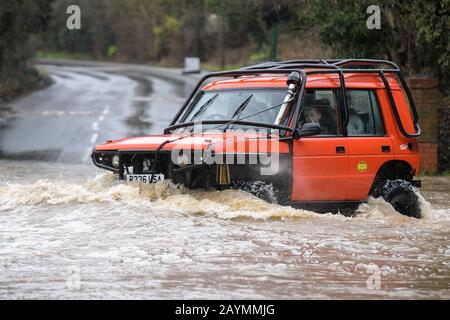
<box><xmin>240</xmin><ymin>58</ymin><xmax>400</xmax><ymax>71</ymax></box>
<box><xmin>239</xmin><ymin>59</ymin><xmax>401</xmax><ymax>73</ymax></box>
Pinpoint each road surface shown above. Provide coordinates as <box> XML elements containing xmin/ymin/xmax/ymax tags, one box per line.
<box><xmin>0</xmin><ymin>61</ymin><xmax>196</xmax><ymax>162</ymax></box>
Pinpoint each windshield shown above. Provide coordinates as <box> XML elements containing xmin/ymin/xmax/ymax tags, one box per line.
<box><xmin>178</xmin><ymin>89</ymin><xmax>287</xmax><ymax>126</ymax></box>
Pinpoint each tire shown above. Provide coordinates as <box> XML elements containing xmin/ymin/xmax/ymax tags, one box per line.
<box><xmin>231</xmin><ymin>180</ymin><xmax>280</xmax><ymax>204</ymax></box>
<box><xmin>373</xmin><ymin>179</ymin><xmax>421</xmax><ymax>218</ymax></box>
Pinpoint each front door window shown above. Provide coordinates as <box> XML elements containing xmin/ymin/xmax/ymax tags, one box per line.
<box><xmin>299</xmin><ymin>90</ymin><xmax>340</xmax><ymax>136</ymax></box>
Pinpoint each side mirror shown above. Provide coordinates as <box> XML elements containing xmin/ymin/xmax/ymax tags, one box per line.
<box><xmin>293</xmin><ymin>122</ymin><xmax>322</xmax><ymax>139</ymax></box>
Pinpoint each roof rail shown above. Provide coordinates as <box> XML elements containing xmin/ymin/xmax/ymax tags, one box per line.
<box><xmin>240</xmin><ymin>58</ymin><xmax>400</xmax><ymax>72</ymax></box>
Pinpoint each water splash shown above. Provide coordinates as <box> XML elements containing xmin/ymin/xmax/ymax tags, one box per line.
<box><xmin>0</xmin><ymin>173</ymin><xmax>325</xmax><ymax>220</ymax></box>
<box><xmin>156</xmin><ymin>189</ymin><xmax>319</xmax><ymax>220</ymax></box>
<box><xmin>0</xmin><ymin>172</ymin><xmax>448</xmax><ymax>224</ymax></box>
<box><xmin>353</xmin><ymin>196</ymin><xmax>427</xmax><ymax>226</ymax></box>
<box><xmin>0</xmin><ymin>173</ymin><xmax>183</xmax><ymax>207</ymax></box>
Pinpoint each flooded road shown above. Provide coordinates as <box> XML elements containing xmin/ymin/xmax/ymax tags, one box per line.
<box><xmin>0</xmin><ymin>160</ymin><xmax>448</xmax><ymax>299</ymax></box>
<box><xmin>0</xmin><ymin>63</ymin><xmax>449</xmax><ymax>299</ymax></box>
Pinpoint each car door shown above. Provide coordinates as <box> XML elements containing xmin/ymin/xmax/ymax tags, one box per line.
<box><xmin>291</xmin><ymin>89</ymin><xmax>348</xmax><ymax>202</ymax></box>
<box><xmin>345</xmin><ymin>89</ymin><xmax>394</xmax><ymax>200</ymax></box>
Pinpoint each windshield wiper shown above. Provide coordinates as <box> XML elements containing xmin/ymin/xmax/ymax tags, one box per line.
<box><xmin>164</xmin><ymin>97</ymin><xmax>295</xmax><ymax>134</ymax></box>
<box><xmin>231</xmin><ymin>94</ymin><xmax>253</xmax><ymax>119</ymax></box>
<box><xmin>188</xmin><ymin>93</ymin><xmax>219</xmax><ymax>122</ymax></box>
<box><xmin>225</xmin><ymin>94</ymin><xmax>254</xmax><ymax>131</ymax></box>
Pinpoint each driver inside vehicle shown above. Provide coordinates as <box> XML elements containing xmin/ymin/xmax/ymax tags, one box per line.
<box><xmin>303</xmin><ymin>107</ymin><xmax>328</xmax><ymax>134</ymax></box>
<box><xmin>300</xmin><ymin>101</ymin><xmax>336</xmax><ymax>135</ymax></box>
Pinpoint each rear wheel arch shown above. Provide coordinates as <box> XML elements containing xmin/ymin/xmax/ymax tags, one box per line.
<box><xmin>369</xmin><ymin>161</ymin><xmax>421</xmax><ymax>218</ymax></box>
<box><xmin>369</xmin><ymin>160</ymin><xmax>414</xmax><ymax>194</ymax></box>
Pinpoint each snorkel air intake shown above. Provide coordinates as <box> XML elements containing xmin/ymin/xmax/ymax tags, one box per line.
<box><xmin>287</xmin><ymin>71</ymin><xmax>301</xmax><ymax>87</ymax></box>
<box><xmin>274</xmin><ymin>72</ymin><xmax>301</xmax><ymax>124</ymax></box>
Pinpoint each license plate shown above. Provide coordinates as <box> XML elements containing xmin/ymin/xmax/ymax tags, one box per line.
<box><xmin>126</xmin><ymin>174</ymin><xmax>164</xmax><ymax>184</ymax></box>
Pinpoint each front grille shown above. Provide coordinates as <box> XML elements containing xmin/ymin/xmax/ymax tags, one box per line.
<box><xmin>118</xmin><ymin>151</ymin><xmax>172</xmax><ymax>178</ymax></box>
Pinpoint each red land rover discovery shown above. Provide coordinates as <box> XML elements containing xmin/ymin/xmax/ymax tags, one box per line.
<box><xmin>92</xmin><ymin>59</ymin><xmax>423</xmax><ymax>218</ymax></box>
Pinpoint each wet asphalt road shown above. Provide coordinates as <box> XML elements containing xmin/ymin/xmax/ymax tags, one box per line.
<box><xmin>0</xmin><ymin>62</ymin><xmax>196</xmax><ymax>163</ymax></box>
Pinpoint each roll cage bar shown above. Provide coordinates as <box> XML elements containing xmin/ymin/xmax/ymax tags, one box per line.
<box><xmin>165</xmin><ymin>58</ymin><xmax>421</xmax><ymax>138</ymax></box>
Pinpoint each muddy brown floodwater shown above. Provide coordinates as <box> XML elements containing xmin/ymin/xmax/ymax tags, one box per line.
<box><xmin>0</xmin><ymin>160</ymin><xmax>448</xmax><ymax>299</ymax></box>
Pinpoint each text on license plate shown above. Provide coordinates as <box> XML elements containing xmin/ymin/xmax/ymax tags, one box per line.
<box><xmin>126</xmin><ymin>174</ymin><xmax>164</xmax><ymax>184</ymax></box>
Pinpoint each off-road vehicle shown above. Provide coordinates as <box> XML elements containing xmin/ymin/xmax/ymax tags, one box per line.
<box><xmin>92</xmin><ymin>59</ymin><xmax>422</xmax><ymax>218</ymax></box>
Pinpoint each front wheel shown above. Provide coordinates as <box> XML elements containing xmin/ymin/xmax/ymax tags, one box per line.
<box><xmin>373</xmin><ymin>179</ymin><xmax>421</xmax><ymax>219</ymax></box>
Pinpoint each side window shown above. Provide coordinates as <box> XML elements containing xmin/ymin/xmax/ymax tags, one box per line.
<box><xmin>346</xmin><ymin>90</ymin><xmax>385</xmax><ymax>136</ymax></box>
<box><xmin>299</xmin><ymin>90</ymin><xmax>340</xmax><ymax>135</ymax></box>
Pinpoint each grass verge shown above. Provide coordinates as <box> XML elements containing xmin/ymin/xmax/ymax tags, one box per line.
<box><xmin>0</xmin><ymin>66</ymin><xmax>52</xmax><ymax>103</ymax></box>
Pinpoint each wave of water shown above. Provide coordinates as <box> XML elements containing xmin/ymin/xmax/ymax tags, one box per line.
<box><xmin>0</xmin><ymin>172</ymin><xmax>446</xmax><ymax>225</ymax></box>
<box><xmin>0</xmin><ymin>173</ymin><xmax>318</xmax><ymax>220</ymax></box>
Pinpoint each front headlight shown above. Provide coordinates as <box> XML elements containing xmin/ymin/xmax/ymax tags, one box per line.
<box><xmin>112</xmin><ymin>154</ymin><xmax>120</xmax><ymax>168</ymax></box>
